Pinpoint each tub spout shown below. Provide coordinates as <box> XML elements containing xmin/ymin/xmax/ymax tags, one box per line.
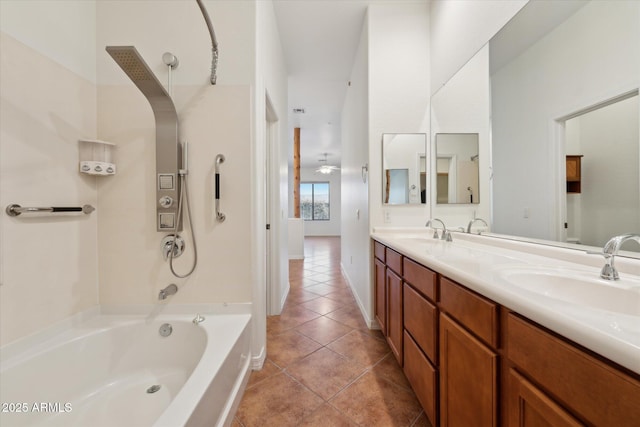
<box><xmin>159</xmin><ymin>284</ymin><xmax>178</xmax><ymax>300</ymax></box>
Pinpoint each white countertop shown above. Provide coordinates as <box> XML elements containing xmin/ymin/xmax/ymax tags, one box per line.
<box><xmin>371</xmin><ymin>229</ymin><xmax>640</xmax><ymax>374</ymax></box>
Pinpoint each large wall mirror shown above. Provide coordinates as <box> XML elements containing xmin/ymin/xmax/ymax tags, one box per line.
<box><xmin>490</xmin><ymin>0</ymin><xmax>639</xmax><ymax>252</ymax></box>
<box><xmin>432</xmin><ymin>0</ymin><xmax>639</xmax><ymax>254</ymax></box>
<box><xmin>382</xmin><ymin>133</ymin><xmax>427</xmax><ymax>205</ymax></box>
<box><xmin>430</xmin><ymin>44</ymin><xmax>491</xmax><ymax>224</ymax></box>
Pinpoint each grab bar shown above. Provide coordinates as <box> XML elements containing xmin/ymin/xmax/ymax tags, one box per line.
<box><xmin>215</xmin><ymin>154</ymin><xmax>226</xmax><ymax>222</ymax></box>
<box><xmin>6</xmin><ymin>204</ymin><xmax>95</xmax><ymax>217</ymax></box>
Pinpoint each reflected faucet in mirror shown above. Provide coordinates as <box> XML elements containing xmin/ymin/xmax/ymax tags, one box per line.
<box><xmin>600</xmin><ymin>234</ymin><xmax>640</xmax><ymax>280</ymax></box>
<box><xmin>467</xmin><ymin>218</ymin><xmax>488</xmax><ymax>234</ymax></box>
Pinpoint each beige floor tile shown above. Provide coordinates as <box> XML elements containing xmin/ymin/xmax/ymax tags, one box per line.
<box><xmin>236</xmin><ymin>372</ymin><xmax>323</xmax><ymax>427</ymax></box>
<box><xmin>246</xmin><ymin>359</ymin><xmax>282</xmax><ymax>389</ymax></box>
<box><xmin>299</xmin><ymin>296</ymin><xmax>344</xmax><ymax>315</ymax></box>
<box><xmin>286</xmin><ymin>347</ymin><xmax>365</xmax><ymax>400</ymax></box>
<box><xmin>330</xmin><ymin>371</ymin><xmax>423</xmax><ymax>427</ymax></box>
<box><xmin>298</xmin><ymin>403</ymin><xmax>359</xmax><ymax>426</ymax></box>
<box><xmin>295</xmin><ymin>316</ymin><xmax>353</xmax><ymax>345</ymax></box>
<box><xmin>371</xmin><ymin>353</ymin><xmax>412</xmax><ymax>391</ymax></box>
<box><xmin>327</xmin><ymin>329</ymin><xmax>390</xmax><ymax>368</ymax></box>
<box><xmin>267</xmin><ymin>330</ymin><xmax>323</xmax><ymax>368</ymax></box>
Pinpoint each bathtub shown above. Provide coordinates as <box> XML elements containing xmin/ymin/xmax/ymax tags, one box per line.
<box><xmin>0</xmin><ymin>306</ymin><xmax>252</xmax><ymax>427</ymax></box>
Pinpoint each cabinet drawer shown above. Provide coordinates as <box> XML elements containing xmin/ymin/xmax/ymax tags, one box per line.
<box><xmin>440</xmin><ymin>277</ymin><xmax>498</xmax><ymax>348</ymax></box>
<box><xmin>507</xmin><ymin>313</ymin><xmax>640</xmax><ymax>427</ymax></box>
<box><xmin>374</xmin><ymin>240</ymin><xmax>386</xmax><ymax>262</ymax></box>
<box><xmin>404</xmin><ymin>331</ymin><xmax>438</xmax><ymax>427</ymax></box>
<box><xmin>404</xmin><ymin>283</ymin><xmax>437</xmax><ymax>363</ymax></box>
<box><xmin>386</xmin><ymin>248</ymin><xmax>402</xmax><ymax>275</ymax></box>
<box><xmin>403</xmin><ymin>257</ymin><xmax>437</xmax><ymax>301</ymax></box>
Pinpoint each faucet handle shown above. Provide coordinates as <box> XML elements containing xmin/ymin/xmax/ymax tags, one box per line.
<box><xmin>432</xmin><ymin>229</ymin><xmax>440</xmax><ymax>239</ymax></box>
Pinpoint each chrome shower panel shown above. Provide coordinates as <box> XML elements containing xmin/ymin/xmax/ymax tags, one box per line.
<box><xmin>106</xmin><ymin>46</ymin><xmax>181</xmax><ymax>232</ymax></box>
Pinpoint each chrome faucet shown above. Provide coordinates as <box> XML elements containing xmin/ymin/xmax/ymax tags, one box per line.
<box><xmin>600</xmin><ymin>234</ymin><xmax>640</xmax><ymax>280</ymax></box>
<box><xmin>158</xmin><ymin>283</ymin><xmax>178</xmax><ymax>300</ymax></box>
<box><xmin>426</xmin><ymin>218</ymin><xmax>451</xmax><ymax>241</ymax></box>
<box><xmin>467</xmin><ymin>218</ymin><xmax>488</xmax><ymax>234</ymax></box>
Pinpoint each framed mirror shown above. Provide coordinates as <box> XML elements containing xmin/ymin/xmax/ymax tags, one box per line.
<box><xmin>435</xmin><ymin>133</ymin><xmax>479</xmax><ymax>204</ymax></box>
<box><xmin>382</xmin><ymin>133</ymin><xmax>427</xmax><ymax>205</ymax></box>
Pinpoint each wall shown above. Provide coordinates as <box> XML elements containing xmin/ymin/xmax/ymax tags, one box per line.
<box><xmin>492</xmin><ymin>1</ymin><xmax>640</xmax><ymax>240</ymax></box>
<box><xmin>0</xmin><ymin>1</ymin><xmax>99</xmax><ymax>346</ymax></box>
<box><xmin>429</xmin><ymin>0</ymin><xmax>527</xmax><ymax>93</ymax></box>
<box><xmin>340</xmin><ymin>12</ymin><xmax>370</xmax><ymax>327</ymax></box>
<box><xmin>255</xmin><ymin>0</ymin><xmax>290</xmax><ymax>327</ymax></box>
<box><xmin>299</xmin><ymin>167</ymin><xmax>341</xmax><ymax>236</ymax></box>
<box><xmin>368</xmin><ymin>2</ymin><xmax>430</xmax><ymax>231</ymax></box>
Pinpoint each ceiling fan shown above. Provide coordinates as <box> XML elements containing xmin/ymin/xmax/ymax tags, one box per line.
<box><xmin>315</xmin><ymin>153</ymin><xmax>340</xmax><ymax>174</ymax></box>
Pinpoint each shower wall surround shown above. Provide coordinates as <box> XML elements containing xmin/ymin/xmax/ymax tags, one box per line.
<box><xmin>0</xmin><ymin>1</ymin><xmax>99</xmax><ymax>346</ymax></box>
<box><xmin>1</xmin><ymin>1</ymin><xmax>289</xmax><ymax>365</ymax></box>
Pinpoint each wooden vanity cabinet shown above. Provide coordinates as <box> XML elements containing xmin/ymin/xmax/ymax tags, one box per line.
<box><xmin>439</xmin><ymin>279</ymin><xmax>499</xmax><ymax>427</ymax></box>
<box><xmin>506</xmin><ymin>313</ymin><xmax>640</xmax><ymax>427</ymax></box>
<box><xmin>372</xmin><ymin>239</ymin><xmax>640</xmax><ymax>427</ymax></box>
<box><xmin>402</xmin><ymin>259</ymin><xmax>439</xmax><ymax>426</ymax></box>
<box><xmin>373</xmin><ymin>241</ymin><xmax>403</xmax><ymax>364</ymax></box>
<box><xmin>566</xmin><ymin>155</ymin><xmax>583</xmax><ymax>193</ymax></box>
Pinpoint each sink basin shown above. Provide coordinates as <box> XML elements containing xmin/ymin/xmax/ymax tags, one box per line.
<box><xmin>497</xmin><ymin>267</ymin><xmax>640</xmax><ymax>316</ymax></box>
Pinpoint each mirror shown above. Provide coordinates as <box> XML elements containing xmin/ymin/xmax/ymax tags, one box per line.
<box><xmin>430</xmin><ymin>44</ymin><xmax>491</xmax><ymax>225</ymax></box>
<box><xmin>382</xmin><ymin>133</ymin><xmax>427</xmax><ymax>205</ymax></box>
<box><xmin>490</xmin><ymin>0</ymin><xmax>639</xmax><ymax>250</ymax></box>
<box><xmin>436</xmin><ymin>133</ymin><xmax>479</xmax><ymax>204</ymax></box>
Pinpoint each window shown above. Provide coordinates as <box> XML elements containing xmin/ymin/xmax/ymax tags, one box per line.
<box><xmin>300</xmin><ymin>182</ymin><xmax>330</xmax><ymax>220</ymax></box>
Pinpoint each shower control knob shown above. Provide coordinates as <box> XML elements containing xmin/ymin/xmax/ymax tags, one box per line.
<box><xmin>159</xmin><ymin>196</ymin><xmax>174</xmax><ymax>208</ymax></box>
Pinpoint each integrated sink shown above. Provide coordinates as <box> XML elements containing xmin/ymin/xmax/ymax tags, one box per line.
<box><xmin>497</xmin><ymin>267</ymin><xmax>640</xmax><ymax>316</ymax></box>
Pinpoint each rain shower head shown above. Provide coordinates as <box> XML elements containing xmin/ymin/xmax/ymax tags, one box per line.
<box><xmin>106</xmin><ymin>45</ymin><xmax>181</xmax><ymax>232</ymax></box>
<box><xmin>106</xmin><ymin>46</ymin><xmax>173</xmax><ymax>107</ymax></box>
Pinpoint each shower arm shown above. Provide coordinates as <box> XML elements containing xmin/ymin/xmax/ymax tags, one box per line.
<box><xmin>195</xmin><ymin>0</ymin><xmax>219</xmax><ymax>85</ymax></box>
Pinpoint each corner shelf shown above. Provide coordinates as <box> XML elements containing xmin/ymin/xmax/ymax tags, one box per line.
<box><xmin>79</xmin><ymin>139</ymin><xmax>116</xmax><ymax>176</ymax></box>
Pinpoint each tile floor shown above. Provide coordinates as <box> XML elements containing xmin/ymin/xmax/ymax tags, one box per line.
<box><xmin>234</xmin><ymin>237</ymin><xmax>432</xmax><ymax>427</ymax></box>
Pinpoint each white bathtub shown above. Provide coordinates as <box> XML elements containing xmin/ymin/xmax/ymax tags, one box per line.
<box><xmin>0</xmin><ymin>307</ymin><xmax>252</xmax><ymax>427</ymax></box>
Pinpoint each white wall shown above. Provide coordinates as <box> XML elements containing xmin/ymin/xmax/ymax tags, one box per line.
<box><xmin>429</xmin><ymin>0</ymin><xmax>526</xmax><ymax>93</ymax></box>
<box><xmin>256</xmin><ymin>0</ymin><xmax>290</xmax><ymax>328</ymax></box>
<box><xmin>340</xmin><ymin>12</ymin><xmax>370</xmax><ymax>327</ymax></box>
<box><xmin>492</xmin><ymin>1</ymin><xmax>640</xmax><ymax>240</ymax></box>
<box><xmin>299</xmin><ymin>167</ymin><xmax>341</xmax><ymax>236</ymax></box>
<box><xmin>368</xmin><ymin>3</ymin><xmax>430</xmax><ymax>231</ymax></box>
<box><xmin>0</xmin><ymin>1</ymin><xmax>98</xmax><ymax>345</ymax></box>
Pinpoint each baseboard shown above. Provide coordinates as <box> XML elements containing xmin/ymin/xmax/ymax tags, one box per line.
<box><xmin>340</xmin><ymin>263</ymin><xmax>376</xmax><ymax>330</ymax></box>
<box><xmin>251</xmin><ymin>345</ymin><xmax>266</xmax><ymax>370</ymax></box>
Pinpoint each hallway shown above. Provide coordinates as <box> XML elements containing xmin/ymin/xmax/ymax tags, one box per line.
<box><xmin>234</xmin><ymin>237</ymin><xmax>431</xmax><ymax>426</ymax></box>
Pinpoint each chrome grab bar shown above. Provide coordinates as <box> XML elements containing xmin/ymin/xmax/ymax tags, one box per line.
<box><xmin>6</xmin><ymin>204</ymin><xmax>95</xmax><ymax>217</ymax></box>
<box><xmin>215</xmin><ymin>154</ymin><xmax>226</xmax><ymax>222</ymax></box>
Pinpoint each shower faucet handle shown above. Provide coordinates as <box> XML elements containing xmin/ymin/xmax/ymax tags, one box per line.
<box><xmin>159</xmin><ymin>196</ymin><xmax>174</xmax><ymax>208</ymax></box>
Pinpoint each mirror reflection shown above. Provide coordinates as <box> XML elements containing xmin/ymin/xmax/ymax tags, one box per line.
<box><xmin>436</xmin><ymin>133</ymin><xmax>479</xmax><ymax>204</ymax></box>
<box><xmin>490</xmin><ymin>0</ymin><xmax>639</xmax><ymax>250</ymax></box>
<box><xmin>382</xmin><ymin>133</ymin><xmax>427</xmax><ymax>205</ymax></box>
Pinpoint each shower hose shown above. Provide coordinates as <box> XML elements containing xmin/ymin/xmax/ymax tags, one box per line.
<box><xmin>168</xmin><ymin>171</ymin><xmax>198</xmax><ymax>278</ymax></box>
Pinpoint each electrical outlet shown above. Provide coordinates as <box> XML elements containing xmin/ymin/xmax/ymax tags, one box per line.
<box><xmin>524</xmin><ymin>207</ymin><xmax>530</xmax><ymax>218</ymax></box>
<box><xmin>350</xmin><ymin>255</ymin><xmax>353</xmax><ymax>264</ymax></box>
<box><xmin>384</xmin><ymin>210</ymin><xmax>391</xmax><ymax>223</ymax></box>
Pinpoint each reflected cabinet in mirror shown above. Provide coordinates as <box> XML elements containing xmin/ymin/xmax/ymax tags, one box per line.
<box><xmin>490</xmin><ymin>0</ymin><xmax>639</xmax><ymax>250</ymax></box>
<box><xmin>436</xmin><ymin>133</ymin><xmax>479</xmax><ymax>204</ymax></box>
<box><xmin>382</xmin><ymin>133</ymin><xmax>427</xmax><ymax>205</ymax></box>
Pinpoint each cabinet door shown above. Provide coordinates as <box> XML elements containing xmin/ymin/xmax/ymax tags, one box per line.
<box><xmin>440</xmin><ymin>313</ymin><xmax>497</xmax><ymax>427</ymax></box>
<box><xmin>404</xmin><ymin>331</ymin><xmax>438</xmax><ymax>427</ymax></box>
<box><xmin>374</xmin><ymin>258</ymin><xmax>386</xmax><ymax>335</ymax></box>
<box><xmin>386</xmin><ymin>268</ymin><xmax>403</xmax><ymax>364</ymax></box>
<box><xmin>508</xmin><ymin>369</ymin><xmax>584</xmax><ymax>427</ymax></box>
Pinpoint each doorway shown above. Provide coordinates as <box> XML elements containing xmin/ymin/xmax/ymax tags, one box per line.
<box><xmin>559</xmin><ymin>91</ymin><xmax>639</xmax><ymax>248</ymax></box>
